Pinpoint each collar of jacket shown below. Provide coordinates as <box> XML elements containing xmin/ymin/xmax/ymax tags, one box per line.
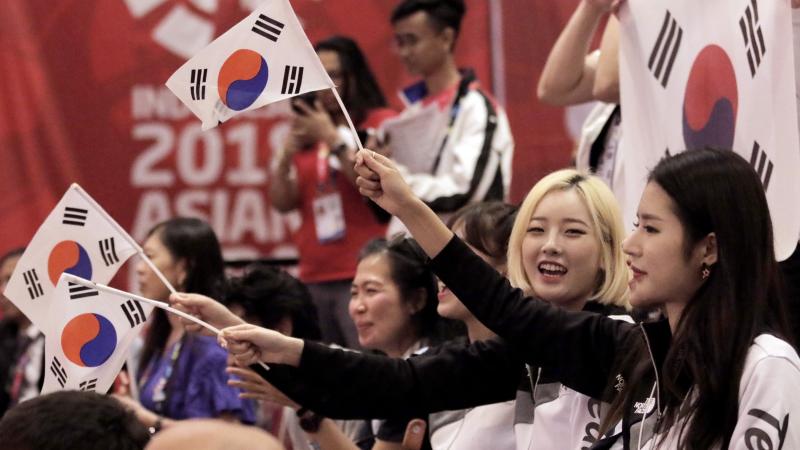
<box><xmin>399</xmin><ymin>68</ymin><xmax>478</xmax><ymax>104</ymax></box>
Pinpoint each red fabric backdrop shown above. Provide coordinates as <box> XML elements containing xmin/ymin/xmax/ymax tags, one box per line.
<box><xmin>0</xmin><ymin>0</ymin><xmax>582</xmax><ymax>266</ymax></box>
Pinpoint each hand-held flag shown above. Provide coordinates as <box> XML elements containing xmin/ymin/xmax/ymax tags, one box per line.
<box><xmin>3</xmin><ymin>184</ymin><xmax>140</xmax><ymax>330</ymax></box>
<box><xmin>41</xmin><ymin>274</ymin><xmax>155</xmax><ymax>395</ymax></box>
<box><xmin>617</xmin><ymin>0</ymin><xmax>800</xmax><ymax>259</ymax></box>
<box><xmin>166</xmin><ymin>0</ymin><xmax>335</xmax><ymax>130</ymax></box>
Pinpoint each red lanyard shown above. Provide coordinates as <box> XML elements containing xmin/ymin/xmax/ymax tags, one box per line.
<box><xmin>316</xmin><ymin>145</ymin><xmax>334</xmax><ymax>188</ymax></box>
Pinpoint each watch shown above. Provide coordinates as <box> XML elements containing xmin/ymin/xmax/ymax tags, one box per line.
<box><xmin>297</xmin><ymin>407</ymin><xmax>325</xmax><ymax>433</ymax></box>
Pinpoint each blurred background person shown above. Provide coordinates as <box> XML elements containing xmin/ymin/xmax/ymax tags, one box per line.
<box><xmin>385</xmin><ymin>0</ymin><xmax>514</xmax><ymax>234</ymax></box>
<box><xmin>0</xmin><ymin>391</ymin><xmax>150</xmax><ymax>450</ymax></box>
<box><xmin>0</xmin><ymin>247</ymin><xmax>45</xmax><ymax>417</ymax></box>
<box><xmin>145</xmin><ymin>419</ymin><xmax>283</xmax><ymax>450</ymax></box>
<box><xmin>116</xmin><ymin>218</ymin><xmax>255</xmax><ymax>429</ymax></box>
<box><xmin>225</xmin><ymin>264</ymin><xmax>321</xmax><ymax>450</ymax></box>
<box><xmin>269</xmin><ymin>35</ymin><xmax>395</xmax><ymax>349</ymax></box>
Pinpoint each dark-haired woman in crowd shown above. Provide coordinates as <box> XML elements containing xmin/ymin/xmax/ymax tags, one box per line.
<box><xmin>336</xmin><ymin>148</ymin><xmax>800</xmax><ymax>448</ymax></box>
<box><xmin>116</xmin><ymin>218</ymin><xmax>254</xmax><ymax>429</ymax></box>
<box><xmin>269</xmin><ymin>35</ymin><xmax>395</xmax><ymax>349</ymax></box>
<box><xmin>174</xmin><ymin>236</ymin><xmax>456</xmax><ymax>449</ymax></box>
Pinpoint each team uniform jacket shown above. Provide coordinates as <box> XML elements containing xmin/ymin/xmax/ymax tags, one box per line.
<box><xmin>397</xmin><ymin>70</ymin><xmax>514</xmax><ymax>214</ymax></box>
<box><xmin>424</xmin><ymin>236</ymin><xmax>800</xmax><ymax>450</ymax></box>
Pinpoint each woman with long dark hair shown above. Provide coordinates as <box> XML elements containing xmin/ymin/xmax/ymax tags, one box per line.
<box><xmin>117</xmin><ymin>218</ymin><xmax>254</xmax><ymax>429</ymax></box>
<box><xmin>339</xmin><ymin>148</ymin><xmax>799</xmax><ymax>448</ymax></box>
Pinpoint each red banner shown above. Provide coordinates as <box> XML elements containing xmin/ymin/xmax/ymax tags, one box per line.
<box><xmin>1</xmin><ymin>0</ymin><xmax>581</xmax><ymax>269</ymax></box>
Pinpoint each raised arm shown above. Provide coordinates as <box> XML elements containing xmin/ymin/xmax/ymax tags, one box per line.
<box><xmin>592</xmin><ymin>15</ymin><xmax>620</xmax><ymax>103</ymax></box>
<box><xmin>537</xmin><ymin>0</ymin><xmax>615</xmax><ymax>106</ymax></box>
<box><xmin>224</xmin><ymin>329</ymin><xmax>522</xmax><ymax>420</ymax></box>
<box><xmin>355</xmin><ymin>151</ymin><xmax>637</xmax><ymax>398</ymax></box>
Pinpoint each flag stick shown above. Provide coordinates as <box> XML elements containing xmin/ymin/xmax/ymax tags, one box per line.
<box><xmin>71</xmin><ymin>183</ymin><xmax>177</xmax><ymax>294</ymax></box>
<box><xmin>64</xmin><ymin>275</ymin><xmax>269</xmax><ymax>371</ymax></box>
<box><xmin>331</xmin><ymin>87</ymin><xmax>364</xmax><ymax>151</ymax></box>
<box><xmin>138</xmin><ymin>255</ymin><xmax>178</xmax><ymax>294</ymax></box>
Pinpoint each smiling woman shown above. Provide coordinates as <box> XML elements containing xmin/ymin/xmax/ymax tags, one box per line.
<box><xmin>350</xmin><ymin>237</ymin><xmax>455</xmax><ymax>358</ymax></box>
<box><xmin>343</xmin><ymin>147</ymin><xmax>800</xmax><ymax>449</ymax></box>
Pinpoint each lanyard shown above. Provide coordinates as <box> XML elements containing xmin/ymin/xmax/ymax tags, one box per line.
<box><xmin>150</xmin><ymin>337</ymin><xmax>183</xmax><ymax>415</ymax></box>
<box><xmin>315</xmin><ymin>145</ymin><xmax>338</xmax><ymax>190</ymax></box>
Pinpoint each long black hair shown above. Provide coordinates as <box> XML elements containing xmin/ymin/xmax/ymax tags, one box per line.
<box><xmin>359</xmin><ymin>236</ymin><xmax>463</xmax><ymax>344</ymax></box>
<box><xmin>603</xmin><ymin>148</ymin><xmax>790</xmax><ymax>448</ymax></box>
<box><xmin>139</xmin><ymin>218</ymin><xmax>225</xmax><ymax>374</ymax></box>
<box><xmin>314</xmin><ymin>36</ymin><xmax>387</xmax><ymax>127</ymax></box>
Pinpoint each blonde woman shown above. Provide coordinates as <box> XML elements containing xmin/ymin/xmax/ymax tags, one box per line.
<box><xmin>211</xmin><ymin>168</ymin><xmax>633</xmax><ymax>450</ymax></box>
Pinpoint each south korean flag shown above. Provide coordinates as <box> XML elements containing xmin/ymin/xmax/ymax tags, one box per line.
<box><xmin>166</xmin><ymin>0</ymin><xmax>335</xmax><ymax>130</ymax></box>
<box><xmin>617</xmin><ymin>0</ymin><xmax>800</xmax><ymax>259</ymax></box>
<box><xmin>3</xmin><ymin>184</ymin><xmax>140</xmax><ymax>329</ymax></box>
<box><xmin>41</xmin><ymin>274</ymin><xmax>153</xmax><ymax>395</ymax></box>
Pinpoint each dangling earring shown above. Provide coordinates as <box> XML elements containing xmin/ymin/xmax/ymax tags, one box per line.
<box><xmin>701</xmin><ymin>263</ymin><xmax>711</xmax><ymax>280</ymax></box>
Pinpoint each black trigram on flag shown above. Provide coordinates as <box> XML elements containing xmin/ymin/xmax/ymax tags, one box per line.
<box><xmin>99</xmin><ymin>237</ymin><xmax>119</xmax><ymax>267</ymax></box>
<box><xmin>750</xmin><ymin>142</ymin><xmax>773</xmax><ymax>191</ymax></box>
<box><xmin>62</xmin><ymin>206</ymin><xmax>88</xmax><ymax>226</ymax></box>
<box><xmin>68</xmin><ymin>282</ymin><xmax>99</xmax><ymax>300</ymax></box>
<box><xmin>50</xmin><ymin>357</ymin><xmax>68</xmax><ymax>388</ymax></box>
<box><xmin>79</xmin><ymin>378</ymin><xmax>98</xmax><ymax>392</ymax></box>
<box><xmin>121</xmin><ymin>299</ymin><xmax>147</xmax><ymax>328</ymax></box>
<box><xmin>739</xmin><ymin>0</ymin><xmax>766</xmax><ymax>77</ymax></box>
<box><xmin>648</xmin><ymin>11</ymin><xmax>682</xmax><ymax>88</ymax></box>
<box><xmin>190</xmin><ymin>68</ymin><xmax>207</xmax><ymax>101</ymax></box>
<box><xmin>23</xmin><ymin>269</ymin><xmax>44</xmax><ymax>300</ymax></box>
<box><xmin>281</xmin><ymin>66</ymin><xmax>304</xmax><ymax>95</ymax></box>
<box><xmin>252</xmin><ymin>14</ymin><xmax>285</xmax><ymax>42</ymax></box>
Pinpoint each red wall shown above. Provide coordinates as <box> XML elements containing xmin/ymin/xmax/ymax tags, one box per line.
<box><xmin>0</xmin><ymin>0</ymin><xmax>580</xmax><ymax>261</ymax></box>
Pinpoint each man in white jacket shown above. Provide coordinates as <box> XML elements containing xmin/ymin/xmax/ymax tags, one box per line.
<box><xmin>385</xmin><ymin>0</ymin><xmax>514</xmax><ymax>233</ymax></box>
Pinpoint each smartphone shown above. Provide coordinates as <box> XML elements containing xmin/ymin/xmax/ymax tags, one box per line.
<box><xmin>291</xmin><ymin>92</ymin><xmax>317</xmax><ymax>114</ymax></box>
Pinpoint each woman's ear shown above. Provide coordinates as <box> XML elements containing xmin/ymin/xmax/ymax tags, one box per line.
<box><xmin>175</xmin><ymin>259</ymin><xmax>188</xmax><ymax>290</ymax></box>
<box><xmin>406</xmin><ymin>288</ymin><xmax>427</xmax><ymax>315</ymax></box>
<box><xmin>700</xmin><ymin>232</ymin><xmax>718</xmax><ymax>266</ymax></box>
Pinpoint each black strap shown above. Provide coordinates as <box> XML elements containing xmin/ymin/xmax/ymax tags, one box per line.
<box><xmin>588</xmin><ymin>105</ymin><xmax>621</xmax><ymax>171</ymax></box>
<box><xmin>426</xmin><ymin>88</ymin><xmax>501</xmax><ymax>213</ymax></box>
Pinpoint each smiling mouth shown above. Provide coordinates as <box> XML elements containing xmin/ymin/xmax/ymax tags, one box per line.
<box><xmin>538</xmin><ymin>262</ymin><xmax>567</xmax><ymax>278</ymax></box>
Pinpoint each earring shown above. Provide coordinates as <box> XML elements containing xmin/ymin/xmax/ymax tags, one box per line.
<box><xmin>701</xmin><ymin>263</ymin><xmax>711</xmax><ymax>280</ymax></box>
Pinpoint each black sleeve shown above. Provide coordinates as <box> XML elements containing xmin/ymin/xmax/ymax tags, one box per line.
<box><xmin>429</xmin><ymin>236</ymin><xmax>638</xmax><ymax>400</ymax></box>
<box><xmin>252</xmin><ymin>338</ymin><xmax>522</xmax><ymax>420</ymax></box>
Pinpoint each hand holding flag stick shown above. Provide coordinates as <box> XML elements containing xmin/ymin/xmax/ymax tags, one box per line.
<box><xmin>64</xmin><ymin>275</ymin><xmax>219</xmax><ymax>334</ymax></box>
<box><xmin>65</xmin><ymin>275</ymin><xmax>270</xmax><ymax>371</ymax></box>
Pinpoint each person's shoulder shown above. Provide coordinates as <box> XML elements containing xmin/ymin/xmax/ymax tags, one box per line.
<box><xmin>363</xmin><ymin>108</ymin><xmax>398</xmax><ymax>128</ymax></box>
<box><xmin>186</xmin><ymin>335</ymin><xmax>229</xmax><ymax>365</ymax></box>
<box><xmin>748</xmin><ymin>334</ymin><xmax>800</xmax><ymax>367</ymax></box>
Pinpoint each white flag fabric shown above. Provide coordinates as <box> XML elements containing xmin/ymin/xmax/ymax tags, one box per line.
<box><xmin>166</xmin><ymin>0</ymin><xmax>335</xmax><ymax>130</ymax></box>
<box><xmin>618</xmin><ymin>0</ymin><xmax>800</xmax><ymax>260</ymax></box>
<box><xmin>3</xmin><ymin>184</ymin><xmax>140</xmax><ymax>329</ymax></box>
<box><xmin>41</xmin><ymin>274</ymin><xmax>154</xmax><ymax>394</ymax></box>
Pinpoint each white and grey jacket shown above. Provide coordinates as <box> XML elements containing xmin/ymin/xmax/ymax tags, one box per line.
<box><xmin>397</xmin><ymin>70</ymin><xmax>514</xmax><ymax>214</ymax></box>
<box><xmin>427</xmin><ymin>236</ymin><xmax>800</xmax><ymax>450</ymax></box>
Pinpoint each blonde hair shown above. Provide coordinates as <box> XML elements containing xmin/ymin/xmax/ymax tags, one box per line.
<box><xmin>506</xmin><ymin>169</ymin><xmax>629</xmax><ymax>308</ymax></box>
